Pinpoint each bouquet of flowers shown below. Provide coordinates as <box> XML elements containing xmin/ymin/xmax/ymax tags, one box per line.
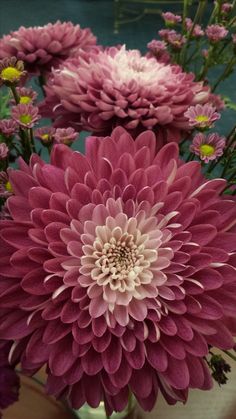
<box><xmin>0</xmin><ymin>1</ymin><xmax>236</xmax><ymax>418</ymax></box>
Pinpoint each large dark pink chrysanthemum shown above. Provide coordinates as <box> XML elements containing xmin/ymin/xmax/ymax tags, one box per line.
<box><xmin>41</xmin><ymin>46</ymin><xmax>210</xmax><ymax>142</ymax></box>
<box><xmin>1</xmin><ymin>127</ymin><xmax>236</xmax><ymax>415</ymax></box>
<box><xmin>0</xmin><ymin>21</ymin><xmax>97</xmax><ymax>74</ymax></box>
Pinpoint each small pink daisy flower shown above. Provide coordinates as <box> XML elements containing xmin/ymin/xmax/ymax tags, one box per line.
<box><xmin>184</xmin><ymin>104</ymin><xmax>221</xmax><ymax>129</ymax></box>
<box><xmin>0</xmin><ymin>119</ymin><xmax>18</xmax><ymax>137</ymax></box>
<box><xmin>220</xmin><ymin>2</ymin><xmax>233</xmax><ymax>14</ymax></box>
<box><xmin>0</xmin><ymin>143</ymin><xmax>9</xmax><ymax>160</ymax></box>
<box><xmin>0</xmin><ymin>171</ymin><xmax>13</xmax><ymax>198</ymax></box>
<box><xmin>0</xmin><ymin>57</ymin><xmax>26</xmax><ymax>86</ymax></box>
<box><xmin>11</xmin><ymin>104</ymin><xmax>40</xmax><ymax>128</ymax></box>
<box><xmin>54</xmin><ymin>127</ymin><xmax>78</xmax><ymax>145</ymax></box>
<box><xmin>206</xmin><ymin>25</ymin><xmax>228</xmax><ymax>42</ymax></box>
<box><xmin>15</xmin><ymin>87</ymin><xmax>38</xmax><ymax>105</ymax></box>
<box><xmin>159</xmin><ymin>29</ymin><xmax>186</xmax><ymax>49</ymax></box>
<box><xmin>34</xmin><ymin>126</ymin><xmax>55</xmax><ymax>145</ymax></box>
<box><xmin>190</xmin><ymin>132</ymin><xmax>226</xmax><ymax>162</ymax></box>
<box><xmin>162</xmin><ymin>12</ymin><xmax>182</xmax><ymax>26</ymax></box>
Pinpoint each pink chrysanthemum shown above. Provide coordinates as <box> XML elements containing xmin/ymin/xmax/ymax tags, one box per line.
<box><xmin>1</xmin><ymin>127</ymin><xmax>236</xmax><ymax>415</ymax></box>
<box><xmin>190</xmin><ymin>132</ymin><xmax>226</xmax><ymax>162</ymax></box>
<box><xmin>11</xmin><ymin>104</ymin><xmax>40</xmax><ymax>128</ymax></box>
<box><xmin>205</xmin><ymin>25</ymin><xmax>229</xmax><ymax>42</ymax></box>
<box><xmin>41</xmin><ymin>45</ymin><xmax>210</xmax><ymax>142</ymax></box>
<box><xmin>0</xmin><ymin>119</ymin><xmax>18</xmax><ymax>137</ymax></box>
<box><xmin>208</xmin><ymin>94</ymin><xmax>225</xmax><ymax>111</ymax></box>
<box><xmin>0</xmin><ymin>21</ymin><xmax>97</xmax><ymax>75</ymax></box>
<box><xmin>0</xmin><ymin>341</ymin><xmax>20</xmax><ymax>415</ymax></box>
<box><xmin>54</xmin><ymin>127</ymin><xmax>78</xmax><ymax>145</ymax></box>
<box><xmin>0</xmin><ymin>143</ymin><xmax>9</xmax><ymax>160</ymax></box>
<box><xmin>162</xmin><ymin>12</ymin><xmax>182</xmax><ymax>25</ymax></box>
<box><xmin>184</xmin><ymin>104</ymin><xmax>220</xmax><ymax>129</ymax></box>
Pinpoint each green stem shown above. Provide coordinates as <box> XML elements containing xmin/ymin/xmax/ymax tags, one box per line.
<box><xmin>212</xmin><ymin>57</ymin><xmax>236</xmax><ymax>92</ymax></box>
<box><xmin>29</xmin><ymin>128</ymin><xmax>36</xmax><ymax>153</ymax></box>
<box><xmin>38</xmin><ymin>73</ymin><xmax>46</xmax><ymax>97</ymax></box>
<box><xmin>10</xmin><ymin>85</ymin><xmax>20</xmax><ymax>104</ymax></box>
<box><xmin>223</xmin><ymin>350</ymin><xmax>236</xmax><ymax>362</ymax></box>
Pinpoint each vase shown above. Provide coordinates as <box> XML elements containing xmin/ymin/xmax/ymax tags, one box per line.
<box><xmin>73</xmin><ymin>394</ymin><xmax>137</xmax><ymax>419</ymax></box>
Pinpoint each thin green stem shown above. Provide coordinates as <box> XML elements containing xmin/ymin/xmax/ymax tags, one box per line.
<box><xmin>223</xmin><ymin>350</ymin><xmax>236</xmax><ymax>362</ymax></box>
<box><xmin>10</xmin><ymin>85</ymin><xmax>20</xmax><ymax>104</ymax></box>
<box><xmin>212</xmin><ymin>57</ymin><xmax>236</xmax><ymax>92</ymax></box>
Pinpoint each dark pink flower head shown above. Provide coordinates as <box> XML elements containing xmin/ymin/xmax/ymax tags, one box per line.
<box><xmin>1</xmin><ymin>127</ymin><xmax>236</xmax><ymax>414</ymax></box>
<box><xmin>220</xmin><ymin>2</ymin><xmax>233</xmax><ymax>14</ymax></box>
<box><xmin>184</xmin><ymin>104</ymin><xmax>221</xmax><ymax>129</ymax></box>
<box><xmin>190</xmin><ymin>132</ymin><xmax>226</xmax><ymax>163</ymax></box>
<box><xmin>159</xmin><ymin>29</ymin><xmax>186</xmax><ymax>49</ymax></box>
<box><xmin>0</xmin><ymin>119</ymin><xmax>18</xmax><ymax>137</ymax></box>
<box><xmin>41</xmin><ymin>46</ymin><xmax>210</xmax><ymax>142</ymax></box>
<box><xmin>0</xmin><ymin>340</ymin><xmax>20</xmax><ymax>412</ymax></box>
<box><xmin>0</xmin><ymin>21</ymin><xmax>97</xmax><ymax>75</ymax></box>
<box><xmin>54</xmin><ymin>127</ymin><xmax>78</xmax><ymax>145</ymax></box>
<box><xmin>0</xmin><ymin>143</ymin><xmax>9</xmax><ymax>160</ymax></box>
<box><xmin>146</xmin><ymin>40</ymin><xmax>170</xmax><ymax>64</ymax></box>
<box><xmin>11</xmin><ymin>103</ymin><xmax>40</xmax><ymax>128</ymax></box>
<box><xmin>206</xmin><ymin>25</ymin><xmax>229</xmax><ymax>42</ymax></box>
<box><xmin>185</xmin><ymin>18</ymin><xmax>204</xmax><ymax>37</ymax></box>
<box><xmin>162</xmin><ymin>12</ymin><xmax>182</xmax><ymax>26</ymax></box>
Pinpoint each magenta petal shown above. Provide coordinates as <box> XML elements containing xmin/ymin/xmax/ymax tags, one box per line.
<box><xmin>81</xmin><ymin>347</ymin><xmax>103</xmax><ymax>375</ymax></box>
<box><xmin>162</xmin><ymin>356</ymin><xmax>190</xmax><ymax>390</ymax></box>
<box><xmin>102</xmin><ymin>337</ymin><xmax>122</xmax><ymax>374</ymax></box>
<box><xmin>146</xmin><ymin>342</ymin><xmax>168</xmax><ymax>372</ymax></box>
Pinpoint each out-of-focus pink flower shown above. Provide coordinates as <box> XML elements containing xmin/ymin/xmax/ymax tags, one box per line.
<box><xmin>54</xmin><ymin>127</ymin><xmax>78</xmax><ymax>145</ymax></box>
<box><xmin>0</xmin><ymin>172</ymin><xmax>13</xmax><ymax>198</ymax></box>
<box><xmin>202</xmin><ymin>49</ymin><xmax>209</xmax><ymax>59</ymax></box>
<box><xmin>34</xmin><ymin>126</ymin><xmax>55</xmax><ymax>145</ymax></box>
<box><xmin>0</xmin><ymin>143</ymin><xmax>9</xmax><ymax>160</ymax></box>
<box><xmin>208</xmin><ymin>93</ymin><xmax>225</xmax><ymax>111</ymax></box>
<box><xmin>232</xmin><ymin>34</ymin><xmax>236</xmax><ymax>44</ymax></box>
<box><xmin>146</xmin><ymin>40</ymin><xmax>170</xmax><ymax>63</ymax></box>
<box><xmin>15</xmin><ymin>87</ymin><xmax>38</xmax><ymax>104</ymax></box>
<box><xmin>0</xmin><ymin>21</ymin><xmax>97</xmax><ymax>75</ymax></box>
<box><xmin>185</xmin><ymin>18</ymin><xmax>204</xmax><ymax>37</ymax></box>
<box><xmin>159</xmin><ymin>29</ymin><xmax>186</xmax><ymax>48</ymax></box>
<box><xmin>0</xmin><ymin>119</ymin><xmax>18</xmax><ymax>137</ymax></box>
<box><xmin>41</xmin><ymin>45</ymin><xmax>210</xmax><ymax>141</ymax></box>
<box><xmin>11</xmin><ymin>104</ymin><xmax>40</xmax><ymax>128</ymax></box>
<box><xmin>0</xmin><ymin>57</ymin><xmax>25</xmax><ymax>86</ymax></box>
<box><xmin>1</xmin><ymin>128</ymin><xmax>236</xmax><ymax>414</ymax></box>
<box><xmin>0</xmin><ymin>341</ymin><xmax>20</xmax><ymax>414</ymax></box>
<box><xmin>190</xmin><ymin>132</ymin><xmax>226</xmax><ymax>162</ymax></box>
<box><xmin>206</xmin><ymin>25</ymin><xmax>229</xmax><ymax>42</ymax></box>
<box><xmin>221</xmin><ymin>2</ymin><xmax>233</xmax><ymax>14</ymax></box>
<box><xmin>162</xmin><ymin>12</ymin><xmax>182</xmax><ymax>25</ymax></box>
<box><xmin>184</xmin><ymin>104</ymin><xmax>221</xmax><ymax>129</ymax></box>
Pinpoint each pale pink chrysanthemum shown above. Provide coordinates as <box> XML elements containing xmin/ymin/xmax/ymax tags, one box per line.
<box><xmin>41</xmin><ymin>45</ymin><xmax>210</xmax><ymax>142</ymax></box>
<box><xmin>11</xmin><ymin>104</ymin><xmax>40</xmax><ymax>128</ymax></box>
<box><xmin>0</xmin><ymin>119</ymin><xmax>18</xmax><ymax>137</ymax></box>
<box><xmin>206</xmin><ymin>25</ymin><xmax>229</xmax><ymax>42</ymax></box>
<box><xmin>162</xmin><ymin>12</ymin><xmax>182</xmax><ymax>25</ymax></box>
<box><xmin>190</xmin><ymin>132</ymin><xmax>226</xmax><ymax>162</ymax></box>
<box><xmin>1</xmin><ymin>127</ymin><xmax>236</xmax><ymax>415</ymax></box>
<box><xmin>0</xmin><ymin>21</ymin><xmax>97</xmax><ymax>75</ymax></box>
<box><xmin>54</xmin><ymin>127</ymin><xmax>78</xmax><ymax>145</ymax></box>
<box><xmin>185</xmin><ymin>18</ymin><xmax>204</xmax><ymax>37</ymax></box>
<box><xmin>0</xmin><ymin>143</ymin><xmax>9</xmax><ymax>160</ymax></box>
<box><xmin>184</xmin><ymin>104</ymin><xmax>220</xmax><ymax>129</ymax></box>
<box><xmin>208</xmin><ymin>94</ymin><xmax>225</xmax><ymax>111</ymax></box>
<box><xmin>146</xmin><ymin>40</ymin><xmax>170</xmax><ymax>64</ymax></box>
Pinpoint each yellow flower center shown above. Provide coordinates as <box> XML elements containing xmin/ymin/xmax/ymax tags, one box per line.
<box><xmin>5</xmin><ymin>181</ymin><xmax>13</xmax><ymax>192</ymax></box>
<box><xmin>19</xmin><ymin>114</ymin><xmax>32</xmax><ymax>125</ymax></box>
<box><xmin>199</xmin><ymin>144</ymin><xmax>215</xmax><ymax>156</ymax></box>
<box><xmin>1</xmin><ymin>66</ymin><xmax>22</xmax><ymax>82</ymax></box>
<box><xmin>41</xmin><ymin>134</ymin><xmax>50</xmax><ymax>142</ymax></box>
<box><xmin>195</xmin><ymin>115</ymin><xmax>210</xmax><ymax>123</ymax></box>
<box><xmin>19</xmin><ymin>96</ymin><xmax>32</xmax><ymax>104</ymax></box>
